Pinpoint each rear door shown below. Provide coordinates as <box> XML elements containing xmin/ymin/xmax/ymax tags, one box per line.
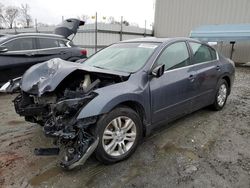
<box><xmin>188</xmin><ymin>42</ymin><xmax>221</xmax><ymax>111</ymax></box>
<box><xmin>150</xmin><ymin>41</ymin><xmax>196</xmax><ymax>124</ymax></box>
<box><xmin>36</xmin><ymin>37</ymin><xmax>71</xmax><ymax>62</ymax></box>
<box><xmin>0</xmin><ymin>37</ymin><xmax>37</xmax><ymax>84</ymax></box>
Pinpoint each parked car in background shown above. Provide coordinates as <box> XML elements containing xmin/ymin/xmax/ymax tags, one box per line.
<box><xmin>0</xmin><ymin>37</ymin><xmax>235</xmax><ymax>170</ymax></box>
<box><xmin>0</xmin><ymin>18</ymin><xmax>87</xmax><ymax>86</ymax></box>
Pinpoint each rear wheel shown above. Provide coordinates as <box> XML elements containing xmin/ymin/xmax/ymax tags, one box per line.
<box><xmin>211</xmin><ymin>79</ymin><xmax>229</xmax><ymax>110</ymax></box>
<box><xmin>94</xmin><ymin>107</ymin><xmax>142</xmax><ymax>164</ymax></box>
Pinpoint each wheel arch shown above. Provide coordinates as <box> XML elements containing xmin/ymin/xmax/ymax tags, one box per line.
<box><xmin>113</xmin><ymin>100</ymin><xmax>148</xmax><ymax>137</ymax></box>
<box><xmin>220</xmin><ymin>74</ymin><xmax>231</xmax><ymax>94</ymax></box>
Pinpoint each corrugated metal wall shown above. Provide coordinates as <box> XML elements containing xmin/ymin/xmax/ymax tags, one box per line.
<box><xmin>0</xmin><ymin>23</ymin><xmax>152</xmax><ymax>56</ymax></box>
<box><xmin>154</xmin><ymin>0</ymin><xmax>250</xmax><ymax>62</ymax></box>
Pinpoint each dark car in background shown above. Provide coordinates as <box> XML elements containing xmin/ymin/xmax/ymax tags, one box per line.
<box><xmin>0</xmin><ymin>18</ymin><xmax>87</xmax><ymax>86</ymax></box>
<box><xmin>1</xmin><ymin>37</ymin><xmax>235</xmax><ymax>170</ymax></box>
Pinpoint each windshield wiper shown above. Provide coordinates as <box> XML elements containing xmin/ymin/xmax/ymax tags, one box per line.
<box><xmin>92</xmin><ymin>65</ymin><xmax>107</xmax><ymax>70</ymax></box>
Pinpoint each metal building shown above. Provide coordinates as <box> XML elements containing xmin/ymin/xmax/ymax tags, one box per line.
<box><xmin>154</xmin><ymin>0</ymin><xmax>250</xmax><ymax>62</ymax></box>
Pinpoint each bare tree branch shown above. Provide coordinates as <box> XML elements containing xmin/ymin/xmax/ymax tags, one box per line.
<box><xmin>20</xmin><ymin>3</ymin><xmax>32</xmax><ymax>28</ymax></box>
<box><xmin>0</xmin><ymin>3</ymin><xmax>5</xmax><ymax>28</ymax></box>
<box><xmin>4</xmin><ymin>6</ymin><xmax>19</xmax><ymax>29</ymax></box>
<box><xmin>77</xmin><ymin>14</ymin><xmax>90</xmax><ymax>23</ymax></box>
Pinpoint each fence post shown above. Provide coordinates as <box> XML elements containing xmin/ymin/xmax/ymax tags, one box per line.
<box><xmin>14</xmin><ymin>21</ymin><xmax>17</xmax><ymax>34</ymax></box>
<box><xmin>120</xmin><ymin>16</ymin><xmax>123</xmax><ymax>41</ymax></box>
<box><xmin>95</xmin><ymin>12</ymin><xmax>98</xmax><ymax>53</ymax></box>
<box><xmin>144</xmin><ymin>20</ymin><xmax>146</xmax><ymax>37</ymax></box>
<box><xmin>35</xmin><ymin>19</ymin><xmax>38</xmax><ymax>33</ymax></box>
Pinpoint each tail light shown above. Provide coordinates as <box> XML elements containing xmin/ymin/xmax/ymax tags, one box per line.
<box><xmin>80</xmin><ymin>49</ymin><xmax>87</xmax><ymax>56</ymax></box>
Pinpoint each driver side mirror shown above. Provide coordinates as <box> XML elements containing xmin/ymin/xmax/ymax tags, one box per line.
<box><xmin>151</xmin><ymin>64</ymin><xmax>165</xmax><ymax>78</ymax></box>
<box><xmin>0</xmin><ymin>46</ymin><xmax>8</xmax><ymax>53</ymax></box>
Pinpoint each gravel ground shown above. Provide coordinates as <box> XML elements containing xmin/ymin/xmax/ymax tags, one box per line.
<box><xmin>0</xmin><ymin>67</ymin><xmax>249</xmax><ymax>188</ymax></box>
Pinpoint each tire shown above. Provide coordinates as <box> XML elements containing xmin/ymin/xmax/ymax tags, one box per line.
<box><xmin>211</xmin><ymin>79</ymin><xmax>229</xmax><ymax>111</ymax></box>
<box><xmin>94</xmin><ymin>106</ymin><xmax>143</xmax><ymax>164</ymax></box>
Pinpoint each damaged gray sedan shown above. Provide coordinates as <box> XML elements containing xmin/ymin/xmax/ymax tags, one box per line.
<box><xmin>0</xmin><ymin>37</ymin><xmax>235</xmax><ymax>169</ymax></box>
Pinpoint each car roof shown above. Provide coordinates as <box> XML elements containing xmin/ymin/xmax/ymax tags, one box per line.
<box><xmin>120</xmin><ymin>37</ymin><xmax>202</xmax><ymax>44</ymax></box>
<box><xmin>0</xmin><ymin>33</ymin><xmax>67</xmax><ymax>43</ymax></box>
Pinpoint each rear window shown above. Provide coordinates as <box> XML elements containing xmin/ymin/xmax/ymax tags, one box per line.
<box><xmin>189</xmin><ymin>42</ymin><xmax>214</xmax><ymax>64</ymax></box>
<box><xmin>4</xmin><ymin>38</ymin><xmax>34</xmax><ymax>51</ymax></box>
<box><xmin>37</xmin><ymin>38</ymin><xmax>66</xmax><ymax>49</ymax></box>
<box><xmin>210</xmin><ymin>48</ymin><xmax>217</xmax><ymax>60</ymax></box>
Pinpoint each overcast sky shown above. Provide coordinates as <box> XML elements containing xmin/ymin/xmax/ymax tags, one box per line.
<box><xmin>1</xmin><ymin>0</ymin><xmax>155</xmax><ymax>28</ymax></box>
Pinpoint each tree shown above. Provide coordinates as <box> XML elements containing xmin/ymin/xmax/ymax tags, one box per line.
<box><xmin>108</xmin><ymin>16</ymin><xmax>115</xmax><ymax>24</ymax></box>
<box><xmin>4</xmin><ymin>6</ymin><xmax>19</xmax><ymax>29</ymax></box>
<box><xmin>20</xmin><ymin>4</ymin><xmax>32</xmax><ymax>28</ymax></box>
<box><xmin>0</xmin><ymin>3</ymin><xmax>4</xmax><ymax>28</ymax></box>
<box><xmin>107</xmin><ymin>16</ymin><xmax>120</xmax><ymax>25</ymax></box>
<box><xmin>77</xmin><ymin>14</ymin><xmax>90</xmax><ymax>23</ymax></box>
<box><xmin>122</xmin><ymin>20</ymin><xmax>129</xmax><ymax>26</ymax></box>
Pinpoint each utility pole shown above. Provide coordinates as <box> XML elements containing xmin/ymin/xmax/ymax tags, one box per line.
<box><xmin>144</xmin><ymin>20</ymin><xmax>147</xmax><ymax>37</ymax></box>
<box><xmin>120</xmin><ymin>16</ymin><xmax>123</xmax><ymax>41</ymax></box>
<box><xmin>14</xmin><ymin>21</ymin><xmax>17</xmax><ymax>34</ymax></box>
<box><xmin>95</xmin><ymin>12</ymin><xmax>98</xmax><ymax>53</ymax></box>
<box><xmin>35</xmin><ymin>19</ymin><xmax>38</xmax><ymax>33</ymax></box>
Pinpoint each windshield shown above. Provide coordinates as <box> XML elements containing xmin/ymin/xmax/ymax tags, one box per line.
<box><xmin>84</xmin><ymin>42</ymin><xmax>160</xmax><ymax>73</ymax></box>
<box><xmin>0</xmin><ymin>36</ymin><xmax>10</xmax><ymax>44</ymax></box>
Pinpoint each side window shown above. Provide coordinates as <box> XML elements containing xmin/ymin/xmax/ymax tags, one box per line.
<box><xmin>189</xmin><ymin>42</ymin><xmax>214</xmax><ymax>64</ymax></box>
<box><xmin>209</xmin><ymin>48</ymin><xmax>217</xmax><ymax>60</ymax></box>
<box><xmin>156</xmin><ymin>42</ymin><xmax>190</xmax><ymax>70</ymax></box>
<box><xmin>38</xmin><ymin>38</ymin><xmax>60</xmax><ymax>49</ymax></box>
<box><xmin>58</xmin><ymin>40</ymin><xmax>67</xmax><ymax>47</ymax></box>
<box><xmin>4</xmin><ymin>38</ymin><xmax>34</xmax><ymax>51</ymax></box>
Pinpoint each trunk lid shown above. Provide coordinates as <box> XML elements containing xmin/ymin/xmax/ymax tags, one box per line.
<box><xmin>54</xmin><ymin>18</ymin><xmax>85</xmax><ymax>38</ymax></box>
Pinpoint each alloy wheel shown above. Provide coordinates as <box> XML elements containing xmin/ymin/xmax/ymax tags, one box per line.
<box><xmin>102</xmin><ymin>116</ymin><xmax>137</xmax><ymax>157</ymax></box>
<box><xmin>217</xmin><ymin>84</ymin><xmax>227</xmax><ymax>107</ymax></box>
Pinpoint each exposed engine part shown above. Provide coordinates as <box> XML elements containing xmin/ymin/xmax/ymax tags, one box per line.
<box><xmin>80</xmin><ymin>74</ymin><xmax>91</xmax><ymax>90</ymax></box>
<box><xmin>10</xmin><ymin>69</ymin><xmax>128</xmax><ymax>169</ymax></box>
<box><xmin>14</xmin><ymin>93</ymin><xmax>49</xmax><ymax>121</ymax></box>
<box><xmin>33</xmin><ymin>94</ymin><xmax>57</xmax><ymax>104</ymax></box>
<box><xmin>60</xmin><ymin>132</ymin><xmax>99</xmax><ymax>170</ymax></box>
<box><xmin>63</xmin><ymin>79</ymin><xmax>100</xmax><ymax>99</ymax></box>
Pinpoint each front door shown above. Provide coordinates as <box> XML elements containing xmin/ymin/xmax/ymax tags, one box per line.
<box><xmin>150</xmin><ymin>41</ymin><xmax>196</xmax><ymax>124</ymax></box>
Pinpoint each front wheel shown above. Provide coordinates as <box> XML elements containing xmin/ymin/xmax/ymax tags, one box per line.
<box><xmin>94</xmin><ymin>107</ymin><xmax>142</xmax><ymax>164</ymax></box>
<box><xmin>211</xmin><ymin>79</ymin><xmax>229</xmax><ymax>111</ymax></box>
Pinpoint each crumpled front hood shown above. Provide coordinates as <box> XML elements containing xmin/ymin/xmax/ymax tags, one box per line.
<box><xmin>21</xmin><ymin>58</ymin><xmax>81</xmax><ymax>95</ymax></box>
<box><xmin>21</xmin><ymin>58</ymin><xmax>130</xmax><ymax>96</ymax></box>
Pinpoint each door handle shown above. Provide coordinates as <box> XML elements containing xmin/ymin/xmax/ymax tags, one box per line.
<box><xmin>216</xmin><ymin>65</ymin><xmax>221</xmax><ymax>71</ymax></box>
<box><xmin>188</xmin><ymin>74</ymin><xmax>195</xmax><ymax>82</ymax></box>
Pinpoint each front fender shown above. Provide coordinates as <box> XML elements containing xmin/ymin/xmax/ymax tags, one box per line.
<box><xmin>76</xmin><ymin>82</ymin><xmax>149</xmax><ymax>120</ymax></box>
